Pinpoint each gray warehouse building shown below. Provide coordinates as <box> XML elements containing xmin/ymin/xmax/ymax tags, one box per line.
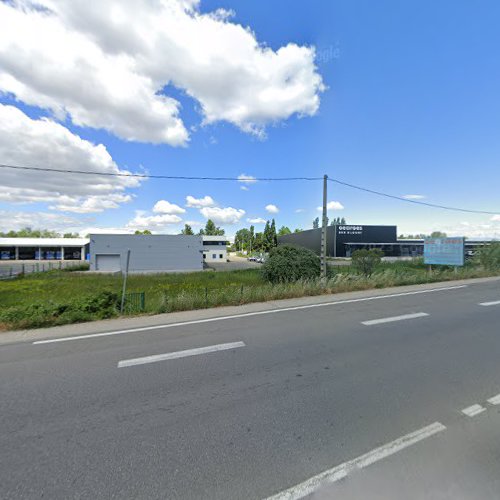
<box><xmin>89</xmin><ymin>234</ymin><xmax>203</xmax><ymax>273</ymax></box>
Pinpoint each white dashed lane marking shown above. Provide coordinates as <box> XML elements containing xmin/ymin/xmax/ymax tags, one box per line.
<box><xmin>461</xmin><ymin>404</ymin><xmax>486</xmax><ymax>417</ymax></box>
<box><xmin>361</xmin><ymin>312</ymin><xmax>429</xmax><ymax>326</ymax></box>
<box><xmin>117</xmin><ymin>341</ymin><xmax>245</xmax><ymax>368</ymax></box>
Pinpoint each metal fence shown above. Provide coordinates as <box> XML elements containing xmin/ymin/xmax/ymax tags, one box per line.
<box><xmin>122</xmin><ymin>292</ymin><xmax>146</xmax><ymax>313</ymax></box>
<box><xmin>0</xmin><ymin>261</ymin><xmax>88</xmax><ymax>279</ymax></box>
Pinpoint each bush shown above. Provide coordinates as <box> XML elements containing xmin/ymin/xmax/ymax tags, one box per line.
<box><xmin>0</xmin><ymin>291</ymin><xmax>119</xmax><ymax>329</ymax></box>
<box><xmin>475</xmin><ymin>242</ymin><xmax>500</xmax><ymax>270</ymax></box>
<box><xmin>262</xmin><ymin>245</ymin><xmax>321</xmax><ymax>283</ymax></box>
<box><xmin>351</xmin><ymin>248</ymin><xmax>384</xmax><ymax>276</ymax></box>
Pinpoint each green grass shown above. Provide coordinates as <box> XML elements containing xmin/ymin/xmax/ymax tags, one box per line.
<box><xmin>1</xmin><ymin>261</ymin><xmax>499</xmax><ymax>330</ymax></box>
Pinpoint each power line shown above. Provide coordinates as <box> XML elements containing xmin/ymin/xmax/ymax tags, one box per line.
<box><xmin>327</xmin><ymin>178</ymin><xmax>500</xmax><ymax>215</ymax></box>
<box><xmin>0</xmin><ymin>163</ymin><xmax>321</xmax><ymax>181</ymax></box>
<box><xmin>1</xmin><ymin>162</ymin><xmax>499</xmax><ymax>215</ymax></box>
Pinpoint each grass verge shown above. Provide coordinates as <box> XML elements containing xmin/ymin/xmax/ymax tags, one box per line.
<box><xmin>0</xmin><ymin>260</ymin><xmax>498</xmax><ymax>330</ymax></box>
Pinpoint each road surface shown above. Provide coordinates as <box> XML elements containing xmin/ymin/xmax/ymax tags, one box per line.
<box><xmin>1</xmin><ymin>278</ymin><xmax>500</xmax><ymax>499</ymax></box>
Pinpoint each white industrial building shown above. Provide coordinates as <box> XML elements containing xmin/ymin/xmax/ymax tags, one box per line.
<box><xmin>202</xmin><ymin>235</ymin><xmax>229</xmax><ymax>262</ymax></box>
<box><xmin>0</xmin><ymin>237</ymin><xmax>89</xmax><ymax>261</ymax></box>
<box><xmin>89</xmin><ymin>234</ymin><xmax>203</xmax><ymax>273</ymax></box>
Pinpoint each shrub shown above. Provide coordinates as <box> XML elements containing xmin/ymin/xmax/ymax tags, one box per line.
<box><xmin>262</xmin><ymin>245</ymin><xmax>321</xmax><ymax>283</ymax></box>
<box><xmin>351</xmin><ymin>248</ymin><xmax>384</xmax><ymax>276</ymax></box>
<box><xmin>475</xmin><ymin>242</ymin><xmax>500</xmax><ymax>270</ymax></box>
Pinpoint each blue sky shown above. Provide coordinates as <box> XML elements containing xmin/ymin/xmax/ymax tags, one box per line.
<box><xmin>1</xmin><ymin>0</ymin><xmax>500</xmax><ymax>238</ymax></box>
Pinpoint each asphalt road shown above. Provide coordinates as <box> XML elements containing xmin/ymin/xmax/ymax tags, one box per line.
<box><xmin>1</xmin><ymin>279</ymin><xmax>500</xmax><ymax>499</ymax></box>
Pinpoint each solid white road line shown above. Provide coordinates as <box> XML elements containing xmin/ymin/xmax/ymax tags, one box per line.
<box><xmin>33</xmin><ymin>285</ymin><xmax>467</xmax><ymax>345</ymax></box>
<box><xmin>266</xmin><ymin>422</ymin><xmax>446</xmax><ymax>500</ymax></box>
<box><xmin>461</xmin><ymin>404</ymin><xmax>486</xmax><ymax>417</ymax></box>
<box><xmin>117</xmin><ymin>341</ymin><xmax>245</xmax><ymax>368</ymax></box>
<box><xmin>479</xmin><ymin>300</ymin><xmax>500</xmax><ymax>306</ymax></box>
<box><xmin>361</xmin><ymin>312</ymin><xmax>429</xmax><ymax>326</ymax></box>
<box><xmin>486</xmin><ymin>394</ymin><xmax>500</xmax><ymax>406</ymax></box>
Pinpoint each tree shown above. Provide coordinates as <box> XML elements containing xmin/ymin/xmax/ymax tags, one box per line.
<box><xmin>330</xmin><ymin>217</ymin><xmax>346</xmax><ymax>226</ymax></box>
<box><xmin>63</xmin><ymin>232</ymin><xmax>80</xmax><ymax>238</ymax></box>
<box><xmin>270</xmin><ymin>219</ymin><xmax>278</xmax><ymax>247</ymax></box>
<box><xmin>262</xmin><ymin>245</ymin><xmax>321</xmax><ymax>283</ymax></box>
<box><xmin>234</xmin><ymin>228</ymin><xmax>251</xmax><ymax>251</ymax></box>
<box><xmin>134</xmin><ymin>229</ymin><xmax>152</xmax><ymax>235</ymax></box>
<box><xmin>430</xmin><ymin>231</ymin><xmax>447</xmax><ymax>238</ymax></box>
<box><xmin>294</xmin><ymin>228</ymin><xmax>303</xmax><ymax>233</ymax></box>
<box><xmin>253</xmin><ymin>232</ymin><xmax>264</xmax><ymax>251</ymax></box>
<box><xmin>200</xmin><ymin>219</ymin><xmax>224</xmax><ymax>236</ymax></box>
<box><xmin>277</xmin><ymin>226</ymin><xmax>291</xmax><ymax>237</ymax></box>
<box><xmin>0</xmin><ymin>227</ymin><xmax>60</xmax><ymax>238</ymax></box>
<box><xmin>181</xmin><ymin>224</ymin><xmax>194</xmax><ymax>235</ymax></box>
<box><xmin>312</xmin><ymin>217</ymin><xmax>319</xmax><ymax>229</ymax></box>
<box><xmin>351</xmin><ymin>248</ymin><xmax>384</xmax><ymax>277</ymax></box>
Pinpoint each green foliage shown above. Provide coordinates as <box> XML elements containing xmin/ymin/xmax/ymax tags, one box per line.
<box><xmin>312</xmin><ymin>217</ymin><xmax>319</xmax><ymax>229</ymax></box>
<box><xmin>475</xmin><ymin>242</ymin><xmax>500</xmax><ymax>270</ymax></box>
<box><xmin>199</xmin><ymin>219</ymin><xmax>225</xmax><ymax>236</ymax></box>
<box><xmin>330</xmin><ymin>217</ymin><xmax>346</xmax><ymax>226</ymax></box>
<box><xmin>351</xmin><ymin>248</ymin><xmax>384</xmax><ymax>276</ymax></box>
<box><xmin>180</xmin><ymin>224</ymin><xmax>194</xmax><ymax>235</ymax></box>
<box><xmin>134</xmin><ymin>229</ymin><xmax>152</xmax><ymax>235</ymax></box>
<box><xmin>262</xmin><ymin>245</ymin><xmax>321</xmax><ymax>283</ymax></box>
<box><xmin>0</xmin><ymin>291</ymin><xmax>119</xmax><ymax>329</ymax></box>
<box><xmin>0</xmin><ymin>227</ymin><xmax>61</xmax><ymax>238</ymax></box>
<box><xmin>277</xmin><ymin>226</ymin><xmax>291</xmax><ymax>236</ymax></box>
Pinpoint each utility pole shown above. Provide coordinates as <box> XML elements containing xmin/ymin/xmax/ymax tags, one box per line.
<box><xmin>321</xmin><ymin>174</ymin><xmax>328</xmax><ymax>279</ymax></box>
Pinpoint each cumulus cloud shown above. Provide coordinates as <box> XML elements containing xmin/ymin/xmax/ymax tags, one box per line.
<box><xmin>126</xmin><ymin>211</ymin><xmax>182</xmax><ymax>230</ymax></box>
<box><xmin>265</xmin><ymin>204</ymin><xmax>279</xmax><ymax>214</ymax></box>
<box><xmin>295</xmin><ymin>208</ymin><xmax>305</xmax><ymax>213</ymax></box>
<box><xmin>240</xmin><ymin>185</ymin><xmax>249</xmax><ymax>191</ymax></box>
<box><xmin>0</xmin><ymin>0</ymin><xmax>324</xmax><ymax>145</ymax></box>
<box><xmin>403</xmin><ymin>194</ymin><xmax>426</xmax><ymax>200</ymax></box>
<box><xmin>186</xmin><ymin>195</ymin><xmax>216</xmax><ymax>208</ymax></box>
<box><xmin>247</xmin><ymin>217</ymin><xmax>266</xmax><ymax>224</ymax></box>
<box><xmin>491</xmin><ymin>215</ymin><xmax>500</xmax><ymax>222</ymax></box>
<box><xmin>0</xmin><ymin>210</ymin><xmax>83</xmax><ymax>233</ymax></box>
<box><xmin>317</xmin><ymin>201</ymin><xmax>344</xmax><ymax>211</ymax></box>
<box><xmin>200</xmin><ymin>206</ymin><xmax>245</xmax><ymax>224</ymax></box>
<box><xmin>238</xmin><ymin>174</ymin><xmax>257</xmax><ymax>184</ymax></box>
<box><xmin>0</xmin><ymin>104</ymin><xmax>140</xmax><ymax>212</ymax></box>
<box><xmin>152</xmin><ymin>200</ymin><xmax>186</xmax><ymax>214</ymax></box>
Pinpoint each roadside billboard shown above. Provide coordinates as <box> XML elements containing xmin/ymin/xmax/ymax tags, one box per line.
<box><xmin>424</xmin><ymin>237</ymin><xmax>465</xmax><ymax>266</ymax></box>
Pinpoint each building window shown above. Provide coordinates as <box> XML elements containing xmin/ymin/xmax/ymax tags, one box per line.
<box><xmin>212</xmin><ymin>254</ymin><xmax>216</xmax><ymax>259</ymax></box>
<box><xmin>219</xmin><ymin>254</ymin><xmax>223</xmax><ymax>259</ymax></box>
<box><xmin>203</xmin><ymin>254</ymin><xmax>206</xmax><ymax>259</ymax></box>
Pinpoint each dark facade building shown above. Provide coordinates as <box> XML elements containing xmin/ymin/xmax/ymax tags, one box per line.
<box><xmin>278</xmin><ymin>225</ymin><xmax>398</xmax><ymax>257</ymax></box>
<box><xmin>278</xmin><ymin>225</ymin><xmax>490</xmax><ymax>258</ymax></box>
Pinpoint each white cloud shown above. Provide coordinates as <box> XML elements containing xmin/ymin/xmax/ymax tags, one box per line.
<box><xmin>295</xmin><ymin>208</ymin><xmax>305</xmax><ymax>213</ymax></box>
<box><xmin>240</xmin><ymin>185</ymin><xmax>249</xmax><ymax>191</ymax></box>
<box><xmin>247</xmin><ymin>217</ymin><xmax>266</xmax><ymax>224</ymax></box>
<box><xmin>238</xmin><ymin>174</ymin><xmax>257</xmax><ymax>184</ymax></box>
<box><xmin>265</xmin><ymin>204</ymin><xmax>279</xmax><ymax>214</ymax></box>
<box><xmin>200</xmin><ymin>206</ymin><xmax>245</xmax><ymax>224</ymax></box>
<box><xmin>0</xmin><ymin>104</ymin><xmax>140</xmax><ymax>212</ymax></box>
<box><xmin>0</xmin><ymin>0</ymin><xmax>324</xmax><ymax>145</ymax></box>
<box><xmin>491</xmin><ymin>215</ymin><xmax>500</xmax><ymax>222</ymax></box>
<box><xmin>186</xmin><ymin>195</ymin><xmax>216</xmax><ymax>208</ymax></box>
<box><xmin>403</xmin><ymin>194</ymin><xmax>426</xmax><ymax>200</ymax></box>
<box><xmin>152</xmin><ymin>200</ymin><xmax>186</xmax><ymax>214</ymax></box>
<box><xmin>126</xmin><ymin>211</ymin><xmax>182</xmax><ymax>230</ymax></box>
<box><xmin>184</xmin><ymin>220</ymin><xmax>203</xmax><ymax>227</ymax></box>
<box><xmin>0</xmin><ymin>210</ymin><xmax>83</xmax><ymax>233</ymax></box>
<box><xmin>317</xmin><ymin>201</ymin><xmax>344</xmax><ymax>211</ymax></box>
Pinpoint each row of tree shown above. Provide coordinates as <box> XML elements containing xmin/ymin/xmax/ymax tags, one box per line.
<box><xmin>312</xmin><ymin>216</ymin><xmax>346</xmax><ymax>229</ymax></box>
<box><xmin>0</xmin><ymin>227</ymin><xmax>80</xmax><ymax>238</ymax></box>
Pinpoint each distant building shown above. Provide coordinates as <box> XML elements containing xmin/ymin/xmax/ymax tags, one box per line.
<box><xmin>202</xmin><ymin>235</ymin><xmax>229</xmax><ymax>262</ymax></box>
<box><xmin>89</xmin><ymin>234</ymin><xmax>203</xmax><ymax>273</ymax></box>
<box><xmin>0</xmin><ymin>237</ymin><xmax>89</xmax><ymax>261</ymax></box>
<box><xmin>278</xmin><ymin>225</ymin><xmax>491</xmax><ymax>258</ymax></box>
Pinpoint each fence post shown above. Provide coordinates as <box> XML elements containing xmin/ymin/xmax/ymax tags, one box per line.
<box><xmin>205</xmin><ymin>287</ymin><xmax>208</xmax><ymax>306</ymax></box>
<box><xmin>59</xmin><ymin>261</ymin><xmax>62</xmax><ymax>270</ymax></box>
<box><xmin>240</xmin><ymin>284</ymin><xmax>244</xmax><ymax>301</ymax></box>
<box><xmin>9</xmin><ymin>267</ymin><xmax>12</xmax><ymax>278</ymax></box>
<box><xmin>22</xmin><ymin>264</ymin><xmax>25</xmax><ymax>275</ymax></box>
<box><xmin>120</xmin><ymin>249</ymin><xmax>131</xmax><ymax>314</ymax></box>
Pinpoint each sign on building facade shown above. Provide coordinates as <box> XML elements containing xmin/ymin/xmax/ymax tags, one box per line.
<box><xmin>424</xmin><ymin>237</ymin><xmax>465</xmax><ymax>266</ymax></box>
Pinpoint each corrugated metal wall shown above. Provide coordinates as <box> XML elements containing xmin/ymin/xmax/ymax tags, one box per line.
<box><xmin>89</xmin><ymin>234</ymin><xmax>203</xmax><ymax>273</ymax></box>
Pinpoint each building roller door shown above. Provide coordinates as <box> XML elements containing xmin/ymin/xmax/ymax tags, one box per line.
<box><xmin>96</xmin><ymin>254</ymin><xmax>121</xmax><ymax>272</ymax></box>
